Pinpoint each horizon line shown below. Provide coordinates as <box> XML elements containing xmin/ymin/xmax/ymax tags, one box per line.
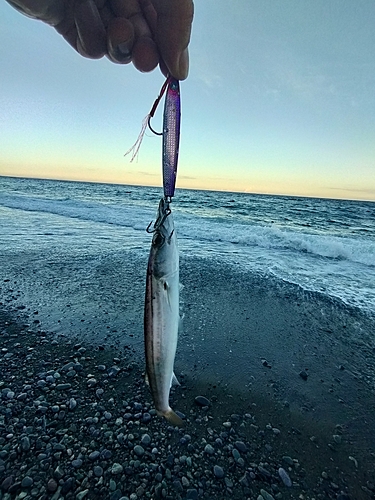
<box><xmin>1</xmin><ymin>174</ymin><xmax>374</xmax><ymax>204</ymax></box>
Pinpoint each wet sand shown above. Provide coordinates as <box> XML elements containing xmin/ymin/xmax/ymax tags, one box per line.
<box><xmin>1</xmin><ymin>253</ymin><xmax>375</xmax><ymax>499</ymax></box>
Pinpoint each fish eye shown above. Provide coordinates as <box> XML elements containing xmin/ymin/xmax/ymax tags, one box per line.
<box><xmin>153</xmin><ymin>233</ymin><xmax>164</xmax><ymax>246</ymax></box>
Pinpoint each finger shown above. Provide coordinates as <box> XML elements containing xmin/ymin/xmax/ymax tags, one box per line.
<box><xmin>130</xmin><ymin>13</ymin><xmax>159</xmax><ymax>72</ymax></box>
<box><xmin>93</xmin><ymin>0</ymin><xmax>106</xmax><ymax>8</ymax></box>
<box><xmin>132</xmin><ymin>36</ymin><xmax>159</xmax><ymax>72</ymax></box>
<box><xmin>110</xmin><ymin>0</ymin><xmax>141</xmax><ymax>18</ymax></box>
<box><xmin>110</xmin><ymin>0</ymin><xmax>153</xmax><ymax>40</ymax></box>
<box><xmin>110</xmin><ymin>0</ymin><xmax>158</xmax><ymax>72</ymax></box>
<box><xmin>60</xmin><ymin>25</ymin><xmax>79</xmax><ymax>51</ymax></box>
<box><xmin>107</xmin><ymin>17</ymin><xmax>134</xmax><ymax>64</ymax></box>
<box><xmin>98</xmin><ymin>4</ymin><xmax>113</xmax><ymax>27</ymax></box>
<box><xmin>152</xmin><ymin>0</ymin><xmax>193</xmax><ymax>80</ymax></box>
<box><xmin>138</xmin><ymin>0</ymin><xmax>157</xmax><ymax>36</ymax></box>
<box><xmin>5</xmin><ymin>0</ymin><xmax>65</xmax><ymax>25</ymax></box>
<box><xmin>54</xmin><ymin>2</ymin><xmax>78</xmax><ymax>51</ymax></box>
<box><xmin>74</xmin><ymin>0</ymin><xmax>107</xmax><ymax>59</ymax></box>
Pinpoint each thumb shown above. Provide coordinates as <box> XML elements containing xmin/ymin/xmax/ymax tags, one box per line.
<box><xmin>152</xmin><ymin>0</ymin><xmax>194</xmax><ymax>80</ymax></box>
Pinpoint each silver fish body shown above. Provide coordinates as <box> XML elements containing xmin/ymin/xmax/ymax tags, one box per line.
<box><xmin>144</xmin><ymin>198</ymin><xmax>183</xmax><ymax>426</ymax></box>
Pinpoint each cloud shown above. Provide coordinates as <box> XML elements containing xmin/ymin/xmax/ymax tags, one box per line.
<box><xmin>136</xmin><ymin>171</ymin><xmax>158</xmax><ymax>177</ymax></box>
<box><xmin>271</xmin><ymin>60</ymin><xmax>337</xmax><ymax>100</ymax></box>
<box><xmin>329</xmin><ymin>186</ymin><xmax>375</xmax><ymax>195</ymax></box>
<box><xmin>193</xmin><ymin>52</ymin><xmax>223</xmax><ymax>89</ymax></box>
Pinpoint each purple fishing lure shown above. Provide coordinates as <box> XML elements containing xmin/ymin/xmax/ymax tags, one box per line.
<box><xmin>162</xmin><ymin>78</ymin><xmax>181</xmax><ymax>199</ymax></box>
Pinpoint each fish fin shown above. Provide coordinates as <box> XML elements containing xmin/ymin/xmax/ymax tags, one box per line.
<box><xmin>158</xmin><ymin>408</ymin><xmax>184</xmax><ymax>427</ymax></box>
<box><xmin>179</xmin><ymin>282</ymin><xmax>184</xmax><ymax>291</ymax></box>
<box><xmin>178</xmin><ymin>314</ymin><xmax>184</xmax><ymax>335</ymax></box>
<box><xmin>145</xmin><ymin>372</ymin><xmax>149</xmax><ymax>386</ymax></box>
<box><xmin>163</xmin><ymin>279</ymin><xmax>174</xmax><ymax>310</ymax></box>
<box><xmin>171</xmin><ymin>372</ymin><xmax>180</xmax><ymax>387</ymax></box>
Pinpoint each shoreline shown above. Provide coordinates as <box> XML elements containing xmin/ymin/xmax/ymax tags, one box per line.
<box><xmin>1</xmin><ymin>261</ymin><xmax>375</xmax><ymax>499</ymax></box>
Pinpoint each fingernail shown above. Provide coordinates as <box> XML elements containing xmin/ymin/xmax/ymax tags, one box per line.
<box><xmin>177</xmin><ymin>48</ymin><xmax>189</xmax><ymax>80</ymax></box>
<box><xmin>108</xmin><ymin>41</ymin><xmax>131</xmax><ymax>64</ymax></box>
<box><xmin>117</xmin><ymin>41</ymin><xmax>132</xmax><ymax>58</ymax></box>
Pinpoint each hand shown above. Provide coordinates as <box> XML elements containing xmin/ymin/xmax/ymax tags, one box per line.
<box><xmin>6</xmin><ymin>0</ymin><xmax>194</xmax><ymax>79</ymax></box>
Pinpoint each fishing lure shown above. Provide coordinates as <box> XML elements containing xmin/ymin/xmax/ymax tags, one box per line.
<box><xmin>125</xmin><ymin>76</ymin><xmax>181</xmax><ymax>199</ymax></box>
<box><xmin>162</xmin><ymin>78</ymin><xmax>181</xmax><ymax>199</ymax></box>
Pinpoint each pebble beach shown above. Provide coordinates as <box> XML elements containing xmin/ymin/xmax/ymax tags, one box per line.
<box><xmin>1</xmin><ymin>270</ymin><xmax>375</xmax><ymax>500</ymax></box>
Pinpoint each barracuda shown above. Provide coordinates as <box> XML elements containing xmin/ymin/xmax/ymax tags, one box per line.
<box><xmin>144</xmin><ymin>197</ymin><xmax>183</xmax><ymax>426</ymax></box>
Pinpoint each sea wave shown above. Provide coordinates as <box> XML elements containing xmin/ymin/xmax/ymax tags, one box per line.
<box><xmin>0</xmin><ymin>193</ymin><xmax>152</xmax><ymax>230</ymax></box>
<box><xmin>1</xmin><ymin>193</ymin><xmax>374</xmax><ymax>268</ymax></box>
<box><xmin>177</xmin><ymin>217</ymin><xmax>374</xmax><ymax>268</ymax></box>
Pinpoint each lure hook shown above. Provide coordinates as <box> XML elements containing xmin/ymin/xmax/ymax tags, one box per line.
<box><xmin>147</xmin><ymin>75</ymin><xmax>171</xmax><ymax>136</ymax></box>
<box><xmin>124</xmin><ymin>75</ymin><xmax>171</xmax><ymax>160</ymax></box>
<box><xmin>146</xmin><ymin>220</ymin><xmax>155</xmax><ymax>233</ymax></box>
<box><xmin>145</xmin><ymin>206</ymin><xmax>171</xmax><ymax>233</ymax></box>
<box><xmin>147</xmin><ymin>115</ymin><xmax>162</xmax><ymax>136</ymax></box>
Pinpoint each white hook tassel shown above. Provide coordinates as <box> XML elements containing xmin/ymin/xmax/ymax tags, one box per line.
<box><xmin>124</xmin><ymin>113</ymin><xmax>150</xmax><ymax>162</ymax></box>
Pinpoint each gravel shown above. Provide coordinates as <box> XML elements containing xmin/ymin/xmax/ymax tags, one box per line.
<box><xmin>0</xmin><ymin>307</ymin><xmax>374</xmax><ymax>500</ymax></box>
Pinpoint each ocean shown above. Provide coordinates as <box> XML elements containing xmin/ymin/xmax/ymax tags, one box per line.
<box><xmin>0</xmin><ymin>175</ymin><xmax>374</xmax><ymax>316</ymax></box>
<box><xmin>1</xmin><ymin>176</ymin><xmax>375</xmax><ymax>497</ymax></box>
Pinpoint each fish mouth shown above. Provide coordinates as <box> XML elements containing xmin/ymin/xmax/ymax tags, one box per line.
<box><xmin>154</xmin><ymin>198</ymin><xmax>172</xmax><ymax>231</ymax></box>
<box><xmin>157</xmin><ymin>198</ymin><xmax>170</xmax><ymax>219</ymax></box>
<box><xmin>146</xmin><ymin>198</ymin><xmax>172</xmax><ymax>236</ymax></box>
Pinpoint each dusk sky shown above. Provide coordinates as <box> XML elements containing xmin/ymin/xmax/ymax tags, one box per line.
<box><xmin>1</xmin><ymin>1</ymin><xmax>374</xmax><ymax>200</ymax></box>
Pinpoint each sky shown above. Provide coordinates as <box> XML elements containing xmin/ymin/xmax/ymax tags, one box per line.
<box><xmin>1</xmin><ymin>1</ymin><xmax>375</xmax><ymax>200</ymax></box>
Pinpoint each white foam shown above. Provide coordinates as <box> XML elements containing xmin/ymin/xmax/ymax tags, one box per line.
<box><xmin>1</xmin><ymin>190</ymin><xmax>374</xmax><ymax>313</ymax></box>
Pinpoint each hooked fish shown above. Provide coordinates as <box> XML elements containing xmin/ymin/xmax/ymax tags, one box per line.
<box><xmin>162</xmin><ymin>78</ymin><xmax>181</xmax><ymax>199</ymax></box>
<box><xmin>144</xmin><ymin>197</ymin><xmax>183</xmax><ymax>426</ymax></box>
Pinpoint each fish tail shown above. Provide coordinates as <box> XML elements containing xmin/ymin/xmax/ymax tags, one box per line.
<box><xmin>158</xmin><ymin>408</ymin><xmax>184</xmax><ymax>427</ymax></box>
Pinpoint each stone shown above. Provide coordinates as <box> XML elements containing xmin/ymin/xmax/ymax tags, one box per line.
<box><xmin>278</xmin><ymin>467</ymin><xmax>292</xmax><ymax>487</ymax></box>
<box><xmin>110</xmin><ymin>490</ymin><xmax>123</xmax><ymax>500</ymax></box>
<box><xmin>47</xmin><ymin>479</ymin><xmax>58</xmax><ymax>492</ymax></box>
<box><xmin>234</xmin><ymin>441</ymin><xmax>247</xmax><ymax>453</ymax></box>
<box><xmin>204</xmin><ymin>444</ymin><xmax>215</xmax><ymax>455</ymax></box>
<box><xmin>133</xmin><ymin>445</ymin><xmax>145</xmax><ymax>457</ymax></box>
<box><xmin>69</xmin><ymin>398</ymin><xmax>77</xmax><ymax>410</ymax></box>
<box><xmin>111</xmin><ymin>463</ymin><xmax>124</xmax><ymax>475</ymax></box>
<box><xmin>141</xmin><ymin>434</ymin><xmax>151</xmax><ymax>446</ymax></box>
<box><xmin>54</xmin><ymin>465</ymin><xmax>65</xmax><ymax>480</ymax></box>
<box><xmin>61</xmin><ymin>477</ymin><xmax>75</xmax><ymax>495</ymax></box>
<box><xmin>93</xmin><ymin>466</ymin><xmax>103</xmax><ymax>477</ymax></box>
<box><xmin>142</xmin><ymin>413</ymin><xmax>151</xmax><ymax>424</ymax></box>
<box><xmin>21</xmin><ymin>476</ymin><xmax>33</xmax><ymax>488</ymax></box>
<box><xmin>20</xmin><ymin>436</ymin><xmax>31</xmax><ymax>451</ymax></box>
<box><xmin>173</xmin><ymin>480</ymin><xmax>183</xmax><ymax>493</ymax></box>
<box><xmin>108</xmin><ymin>366</ymin><xmax>121</xmax><ymax>377</ymax></box>
<box><xmin>282</xmin><ymin>456</ymin><xmax>294</xmax><ymax>467</ymax></box>
<box><xmin>213</xmin><ymin>465</ymin><xmax>225</xmax><ymax>478</ymax></box>
<box><xmin>89</xmin><ymin>451</ymin><xmax>100</xmax><ymax>461</ymax></box>
<box><xmin>76</xmin><ymin>489</ymin><xmax>89</xmax><ymax>500</ymax></box>
<box><xmin>260</xmin><ymin>489</ymin><xmax>275</xmax><ymax>500</ymax></box>
<box><xmin>186</xmin><ymin>489</ymin><xmax>198</xmax><ymax>499</ymax></box>
<box><xmin>56</xmin><ymin>383</ymin><xmax>72</xmax><ymax>390</ymax></box>
<box><xmin>194</xmin><ymin>396</ymin><xmax>210</xmax><ymax>407</ymax></box>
